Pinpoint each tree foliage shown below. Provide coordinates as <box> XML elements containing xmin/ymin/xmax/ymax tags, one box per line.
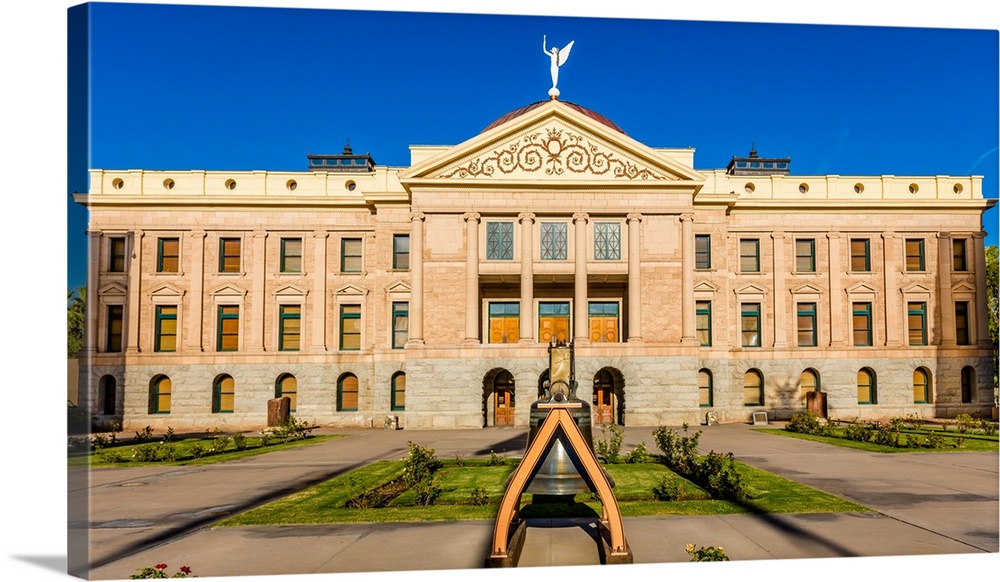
<box><xmin>987</xmin><ymin>245</ymin><xmax>997</xmax><ymax>393</ymax></box>
<box><xmin>68</xmin><ymin>286</ymin><xmax>86</xmax><ymax>358</ymax></box>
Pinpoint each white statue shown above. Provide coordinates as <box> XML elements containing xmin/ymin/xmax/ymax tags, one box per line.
<box><xmin>543</xmin><ymin>35</ymin><xmax>574</xmax><ymax>98</ymax></box>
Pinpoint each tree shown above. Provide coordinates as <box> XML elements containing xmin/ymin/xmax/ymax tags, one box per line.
<box><xmin>68</xmin><ymin>286</ymin><xmax>86</xmax><ymax>358</ymax></box>
<box><xmin>987</xmin><ymin>245</ymin><xmax>997</xmax><ymax>396</ymax></box>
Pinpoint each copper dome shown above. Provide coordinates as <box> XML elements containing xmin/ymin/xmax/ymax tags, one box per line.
<box><xmin>481</xmin><ymin>100</ymin><xmax>626</xmax><ymax>135</ymax></box>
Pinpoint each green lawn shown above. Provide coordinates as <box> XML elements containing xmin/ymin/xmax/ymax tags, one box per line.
<box><xmin>218</xmin><ymin>456</ymin><xmax>869</xmax><ymax>526</ymax></box>
<box><xmin>755</xmin><ymin>428</ymin><xmax>999</xmax><ymax>453</ymax></box>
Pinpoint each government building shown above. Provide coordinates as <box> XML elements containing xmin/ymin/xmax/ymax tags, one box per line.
<box><xmin>74</xmin><ymin>97</ymin><xmax>996</xmax><ymax>431</ymax></box>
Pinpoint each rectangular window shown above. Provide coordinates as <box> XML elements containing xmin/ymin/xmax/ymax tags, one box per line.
<box><xmin>739</xmin><ymin>239</ymin><xmax>760</xmax><ymax>272</ymax></box>
<box><xmin>341</xmin><ymin>238</ymin><xmax>362</xmax><ymax>273</ymax></box>
<box><xmin>797</xmin><ymin>303</ymin><xmax>817</xmax><ymax>347</ymax></box>
<box><xmin>850</xmin><ymin>239</ymin><xmax>870</xmax><ymax>272</ymax></box>
<box><xmin>106</xmin><ymin>305</ymin><xmax>123</xmax><ymax>352</ymax></box>
<box><xmin>741</xmin><ymin>303</ymin><xmax>761</xmax><ymax>347</ymax></box>
<box><xmin>587</xmin><ymin>302</ymin><xmax>619</xmax><ymax>343</ymax></box>
<box><xmin>392</xmin><ymin>302</ymin><xmax>409</xmax><ymax>349</ymax></box>
<box><xmin>280</xmin><ymin>238</ymin><xmax>302</xmax><ymax>273</ymax></box>
<box><xmin>486</xmin><ymin>222</ymin><xmax>514</xmax><ymax>260</ymax></box>
<box><xmin>217</xmin><ymin>305</ymin><xmax>239</xmax><ymax>352</ymax></box>
<box><xmin>955</xmin><ymin>302</ymin><xmax>970</xmax><ymax>345</ymax></box>
<box><xmin>109</xmin><ymin>237</ymin><xmax>126</xmax><ymax>272</ymax></box>
<box><xmin>952</xmin><ymin>238</ymin><xmax>968</xmax><ymax>271</ymax></box>
<box><xmin>594</xmin><ymin>222</ymin><xmax>621</xmax><ymax>260</ymax></box>
<box><xmin>393</xmin><ymin>234</ymin><xmax>410</xmax><ymax>270</ymax></box>
<box><xmin>905</xmin><ymin>239</ymin><xmax>925</xmax><ymax>272</ymax></box>
<box><xmin>154</xmin><ymin>305</ymin><xmax>177</xmax><ymax>352</ymax></box>
<box><xmin>219</xmin><ymin>238</ymin><xmax>241</xmax><ymax>273</ymax></box>
<box><xmin>340</xmin><ymin>304</ymin><xmax>361</xmax><ymax>350</ymax></box>
<box><xmin>695</xmin><ymin>234</ymin><xmax>711</xmax><ymax>269</ymax></box>
<box><xmin>908</xmin><ymin>302</ymin><xmax>927</xmax><ymax>346</ymax></box>
<box><xmin>852</xmin><ymin>302</ymin><xmax>872</xmax><ymax>347</ymax></box>
<box><xmin>278</xmin><ymin>305</ymin><xmax>301</xmax><ymax>351</ymax></box>
<box><xmin>540</xmin><ymin>222</ymin><xmax>568</xmax><ymax>260</ymax></box>
<box><xmin>539</xmin><ymin>302</ymin><xmax>571</xmax><ymax>344</ymax></box>
<box><xmin>696</xmin><ymin>301</ymin><xmax>712</xmax><ymax>347</ymax></box>
<box><xmin>158</xmin><ymin>238</ymin><xmax>180</xmax><ymax>273</ymax></box>
<box><xmin>488</xmin><ymin>302</ymin><xmax>519</xmax><ymax>344</ymax></box>
<box><xmin>795</xmin><ymin>239</ymin><xmax>815</xmax><ymax>272</ymax></box>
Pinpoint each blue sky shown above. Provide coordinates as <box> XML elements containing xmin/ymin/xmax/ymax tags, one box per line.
<box><xmin>66</xmin><ymin>2</ymin><xmax>999</xmax><ymax>290</ymax></box>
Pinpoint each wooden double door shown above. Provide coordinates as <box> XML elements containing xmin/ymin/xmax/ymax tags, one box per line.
<box><xmin>593</xmin><ymin>370</ymin><xmax>615</xmax><ymax>424</ymax></box>
<box><xmin>494</xmin><ymin>371</ymin><xmax>516</xmax><ymax>426</ymax></box>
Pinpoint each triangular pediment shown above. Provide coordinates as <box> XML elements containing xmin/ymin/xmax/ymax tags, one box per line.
<box><xmin>735</xmin><ymin>284</ymin><xmax>768</xmax><ymax>296</ymax></box>
<box><xmin>952</xmin><ymin>281</ymin><xmax>976</xmax><ymax>294</ymax></box>
<box><xmin>385</xmin><ymin>280</ymin><xmax>411</xmax><ymax>294</ymax></box>
<box><xmin>791</xmin><ymin>283</ymin><xmax>824</xmax><ymax>295</ymax></box>
<box><xmin>902</xmin><ymin>283</ymin><xmax>933</xmax><ymax>295</ymax></box>
<box><xmin>212</xmin><ymin>284</ymin><xmax>247</xmax><ymax>297</ymax></box>
<box><xmin>400</xmin><ymin>100</ymin><xmax>705</xmax><ymax>187</ymax></box>
<box><xmin>149</xmin><ymin>283</ymin><xmax>184</xmax><ymax>297</ymax></box>
<box><xmin>273</xmin><ymin>284</ymin><xmax>308</xmax><ymax>298</ymax></box>
<box><xmin>334</xmin><ymin>284</ymin><xmax>369</xmax><ymax>297</ymax></box>
<box><xmin>846</xmin><ymin>282</ymin><xmax>878</xmax><ymax>295</ymax></box>
<box><xmin>693</xmin><ymin>280</ymin><xmax>718</xmax><ymax>293</ymax></box>
<box><xmin>98</xmin><ymin>282</ymin><xmax>127</xmax><ymax>296</ymax></box>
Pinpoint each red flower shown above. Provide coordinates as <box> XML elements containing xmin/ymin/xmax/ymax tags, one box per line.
<box><xmin>156</xmin><ymin>564</ymin><xmax>168</xmax><ymax>570</ymax></box>
<box><xmin>180</xmin><ymin>566</ymin><xmax>192</xmax><ymax>574</ymax></box>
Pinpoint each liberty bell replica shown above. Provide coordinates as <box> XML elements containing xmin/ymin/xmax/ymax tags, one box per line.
<box><xmin>525</xmin><ymin>340</ymin><xmax>594</xmax><ymax>499</ymax></box>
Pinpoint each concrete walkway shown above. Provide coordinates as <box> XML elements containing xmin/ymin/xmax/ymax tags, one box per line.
<box><xmin>74</xmin><ymin>423</ymin><xmax>998</xmax><ymax>579</ymax></box>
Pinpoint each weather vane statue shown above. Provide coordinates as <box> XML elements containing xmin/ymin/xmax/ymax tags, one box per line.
<box><xmin>543</xmin><ymin>35</ymin><xmax>574</xmax><ymax>99</ymax></box>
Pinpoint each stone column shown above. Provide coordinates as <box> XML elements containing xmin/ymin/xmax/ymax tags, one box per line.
<box><xmin>249</xmin><ymin>231</ymin><xmax>267</xmax><ymax>351</ymax></box>
<box><xmin>573</xmin><ymin>213</ymin><xmax>589</xmax><ymax>344</ymax></box>
<box><xmin>626</xmin><ymin>213</ymin><xmax>643</xmax><ymax>343</ymax></box>
<box><xmin>772</xmin><ymin>232</ymin><xmax>788</xmax><ymax>348</ymax></box>
<box><xmin>826</xmin><ymin>233</ymin><xmax>846</xmax><ymax>347</ymax></box>
<box><xmin>882</xmin><ymin>232</ymin><xmax>901</xmax><ymax>347</ymax></box>
<box><xmin>82</xmin><ymin>230</ymin><xmax>102</xmax><ymax>356</ymax></box>
<box><xmin>518</xmin><ymin>213</ymin><xmax>535</xmax><ymax>343</ymax></box>
<box><xmin>464</xmin><ymin>213</ymin><xmax>481</xmax><ymax>344</ymax></box>
<box><xmin>311</xmin><ymin>231</ymin><xmax>328</xmax><ymax>351</ymax></box>
<box><xmin>937</xmin><ymin>233</ymin><xmax>955</xmax><ymax>346</ymax></box>
<box><xmin>680</xmin><ymin>214</ymin><xmax>698</xmax><ymax>345</ymax></box>
<box><xmin>185</xmin><ymin>230</ymin><xmax>206</xmax><ymax>351</ymax></box>
<box><xmin>973</xmin><ymin>232</ymin><xmax>990</xmax><ymax>346</ymax></box>
<box><xmin>406</xmin><ymin>213</ymin><xmax>426</xmax><ymax>347</ymax></box>
<box><xmin>125</xmin><ymin>230</ymin><xmax>143</xmax><ymax>354</ymax></box>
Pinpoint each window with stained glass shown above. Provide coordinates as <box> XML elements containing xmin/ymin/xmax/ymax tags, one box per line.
<box><xmin>594</xmin><ymin>222</ymin><xmax>621</xmax><ymax>260</ymax></box>
<box><xmin>540</xmin><ymin>222</ymin><xmax>567</xmax><ymax>260</ymax></box>
<box><xmin>486</xmin><ymin>222</ymin><xmax>514</xmax><ymax>260</ymax></box>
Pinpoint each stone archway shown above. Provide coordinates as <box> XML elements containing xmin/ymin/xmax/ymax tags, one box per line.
<box><xmin>482</xmin><ymin>368</ymin><xmax>516</xmax><ymax>427</ymax></box>
<box><xmin>593</xmin><ymin>367</ymin><xmax>626</xmax><ymax>425</ymax></box>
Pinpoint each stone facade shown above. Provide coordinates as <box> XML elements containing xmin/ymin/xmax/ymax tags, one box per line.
<box><xmin>75</xmin><ymin>99</ymin><xmax>996</xmax><ymax>432</ymax></box>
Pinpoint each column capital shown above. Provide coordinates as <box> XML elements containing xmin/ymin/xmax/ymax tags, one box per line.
<box><xmin>187</xmin><ymin>229</ymin><xmax>207</xmax><ymax>239</ymax></box>
<box><xmin>85</xmin><ymin>229</ymin><xmax>103</xmax><ymax>238</ymax></box>
<box><xmin>251</xmin><ymin>230</ymin><xmax>268</xmax><ymax>239</ymax></box>
<box><xmin>518</xmin><ymin>212</ymin><xmax>535</xmax><ymax>224</ymax></box>
<box><xmin>971</xmin><ymin>232</ymin><xmax>986</xmax><ymax>241</ymax></box>
<box><xmin>312</xmin><ymin>230</ymin><xmax>329</xmax><ymax>239</ymax></box>
<box><xmin>882</xmin><ymin>231</ymin><xmax>898</xmax><ymax>240</ymax></box>
<box><xmin>771</xmin><ymin>231</ymin><xmax>785</xmax><ymax>240</ymax></box>
<box><xmin>825</xmin><ymin>231</ymin><xmax>842</xmax><ymax>240</ymax></box>
<box><xmin>679</xmin><ymin>213</ymin><xmax>695</xmax><ymax>223</ymax></box>
<box><xmin>626</xmin><ymin>213</ymin><xmax>643</xmax><ymax>223</ymax></box>
<box><xmin>572</xmin><ymin>212</ymin><xmax>589</xmax><ymax>223</ymax></box>
<box><xmin>410</xmin><ymin>212</ymin><xmax>426</xmax><ymax>222</ymax></box>
<box><xmin>463</xmin><ymin>212</ymin><xmax>481</xmax><ymax>223</ymax></box>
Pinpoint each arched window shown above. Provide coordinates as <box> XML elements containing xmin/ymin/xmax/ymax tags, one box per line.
<box><xmin>913</xmin><ymin>368</ymin><xmax>931</xmax><ymax>404</ymax></box>
<box><xmin>150</xmin><ymin>375</ymin><xmax>171</xmax><ymax>414</ymax></box>
<box><xmin>391</xmin><ymin>372</ymin><xmax>406</xmax><ymax>411</ymax></box>
<box><xmin>100</xmin><ymin>375</ymin><xmax>117</xmax><ymax>416</ymax></box>
<box><xmin>800</xmin><ymin>369</ymin><xmax>819</xmax><ymax>405</ymax></box>
<box><xmin>213</xmin><ymin>374</ymin><xmax>235</xmax><ymax>413</ymax></box>
<box><xmin>743</xmin><ymin>369</ymin><xmax>763</xmax><ymax>406</ymax></box>
<box><xmin>338</xmin><ymin>373</ymin><xmax>359</xmax><ymax>412</ymax></box>
<box><xmin>961</xmin><ymin>366</ymin><xmax>975</xmax><ymax>403</ymax></box>
<box><xmin>858</xmin><ymin>368</ymin><xmax>876</xmax><ymax>405</ymax></box>
<box><xmin>698</xmin><ymin>369</ymin><xmax>713</xmax><ymax>407</ymax></box>
<box><xmin>276</xmin><ymin>374</ymin><xmax>297</xmax><ymax>412</ymax></box>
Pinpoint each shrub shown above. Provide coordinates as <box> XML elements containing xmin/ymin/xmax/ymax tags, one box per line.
<box><xmin>485</xmin><ymin>450</ymin><xmax>506</xmax><ymax>466</ymax></box>
<box><xmin>209</xmin><ymin>435</ymin><xmax>231</xmax><ymax>455</ymax></box>
<box><xmin>189</xmin><ymin>443</ymin><xmax>206</xmax><ymax>459</ymax></box>
<box><xmin>129</xmin><ymin>563</ymin><xmax>193</xmax><ymax>578</ymax></box>
<box><xmin>595</xmin><ymin>423</ymin><xmax>624</xmax><ymax>464</ymax></box>
<box><xmin>133</xmin><ymin>426</ymin><xmax>154</xmax><ymax>444</ymax></box>
<box><xmin>102</xmin><ymin>450</ymin><xmax>128</xmax><ymax>463</ymax></box>
<box><xmin>163</xmin><ymin>427</ymin><xmax>175</xmax><ymax>443</ymax></box>
<box><xmin>624</xmin><ymin>441</ymin><xmax>651</xmax><ymax>464</ymax></box>
<box><xmin>133</xmin><ymin>444</ymin><xmax>160</xmax><ymax>462</ymax></box>
<box><xmin>653</xmin><ymin>424</ymin><xmax>701</xmax><ymax>476</ymax></box>
<box><xmin>233</xmin><ymin>434</ymin><xmax>248</xmax><ymax>451</ymax></box>
<box><xmin>686</xmin><ymin>544</ymin><xmax>729</xmax><ymax>562</ymax></box>
<box><xmin>786</xmin><ymin>411</ymin><xmax>822</xmax><ymax>435</ymax></box>
<box><xmin>697</xmin><ymin>451</ymin><xmax>748</xmax><ymax>501</ymax></box>
<box><xmin>924</xmin><ymin>431</ymin><xmax>944</xmax><ymax>449</ymax></box>
<box><xmin>955</xmin><ymin>414</ymin><xmax>976</xmax><ymax>433</ymax></box>
<box><xmin>652</xmin><ymin>477</ymin><xmax>680</xmax><ymax>501</ymax></box>
<box><xmin>413</xmin><ymin>475</ymin><xmax>442</xmax><ymax>506</ymax></box>
<box><xmin>160</xmin><ymin>444</ymin><xmax>177</xmax><ymax>462</ymax></box>
<box><xmin>402</xmin><ymin>442</ymin><xmax>442</xmax><ymax>486</ymax></box>
<box><xmin>91</xmin><ymin>434</ymin><xmax>110</xmax><ymax>451</ymax></box>
<box><xmin>468</xmin><ymin>486</ymin><xmax>490</xmax><ymax>506</ymax></box>
<box><xmin>979</xmin><ymin>419</ymin><xmax>998</xmax><ymax>436</ymax></box>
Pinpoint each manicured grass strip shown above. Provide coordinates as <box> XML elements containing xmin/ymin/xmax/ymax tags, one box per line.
<box><xmin>70</xmin><ymin>435</ymin><xmax>344</xmax><ymax>468</ymax></box>
<box><xmin>754</xmin><ymin>428</ymin><xmax>999</xmax><ymax>453</ymax></box>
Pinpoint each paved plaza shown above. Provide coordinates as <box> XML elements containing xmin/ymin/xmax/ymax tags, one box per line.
<box><xmin>68</xmin><ymin>423</ymin><xmax>998</xmax><ymax>580</ymax></box>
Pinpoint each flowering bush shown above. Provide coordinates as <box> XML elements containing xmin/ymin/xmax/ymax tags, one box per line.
<box><xmin>130</xmin><ymin>563</ymin><xmax>194</xmax><ymax>578</ymax></box>
<box><xmin>686</xmin><ymin>544</ymin><xmax>729</xmax><ymax>562</ymax></box>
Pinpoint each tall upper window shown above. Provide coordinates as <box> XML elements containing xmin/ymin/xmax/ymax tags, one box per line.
<box><xmin>340</xmin><ymin>304</ymin><xmax>361</xmax><ymax>350</ymax></box>
<box><xmin>540</xmin><ymin>222</ymin><xmax>568</xmax><ymax>260</ymax></box>
<box><xmin>392</xmin><ymin>302</ymin><xmax>409</xmax><ymax>349</ymax></box>
<box><xmin>913</xmin><ymin>368</ymin><xmax>931</xmax><ymax>404</ymax></box>
<box><xmin>695</xmin><ymin>235</ymin><xmax>711</xmax><ymax>269</ymax></box>
<box><xmin>155</xmin><ymin>305</ymin><xmax>177</xmax><ymax>352</ymax></box>
<box><xmin>217</xmin><ymin>305</ymin><xmax>239</xmax><ymax>352</ymax></box>
<box><xmin>905</xmin><ymin>239</ymin><xmax>925</xmax><ymax>272</ymax></box>
<box><xmin>741</xmin><ymin>303</ymin><xmax>761</xmax><ymax>347</ymax></box>
<box><xmin>739</xmin><ymin>239</ymin><xmax>760</xmax><ymax>272</ymax></box>
<box><xmin>341</xmin><ymin>238</ymin><xmax>362</xmax><ymax>273</ymax></box>
<box><xmin>594</xmin><ymin>222</ymin><xmax>621</xmax><ymax>260</ymax></box>
<box><xmin>698</xmin><ymin>369</ymin><xmax>713</xmax><ymax>407</ymax></box>
<box><xmin>213</xmin><ymin>375</ymin><xmax>235</xmax><ymax>413</ymax></box>
<box><xmin>106</xmin><ymin>305</ymin><xmax>123</xmax><ymax>352</ymax></box>
<box><xmin>157</xmin><ymin>238</ymin><xmax>179</xmax><ymax>273</ymax></box>
<box><xmin>955</xmin><ymin>302</ymin><xmax>970</xmax><ymax>345</ymax></box>
<box><xmin>276</xmin><ymin>373</ymin><xmax>297</xmax><ymax>412</ymax></box>
<box><xmin>907</xmin><ymin>302</ymin><xmax>927</xmax><ymax>346</ymax></box>
<box><xmin>850</xmin><ymin>239</ymin><xmax>870</xmax><ymax>272</ymax></box>
<box><xmin>219</xmin><ymin>238</ymin><xmax>241</xmax><ymax>273</ymax></box>
<box><xmin>952</xmin><ymin>238</ymin><xmax>968</xmax><ymax>271</ymax></box>
<box><xmin>852</xmin><ymin>302</ymin><xmax>872</xmax><ymax>347</ymax></box>
<box><xmin>486</xmin><ymin>222</ymin><xmax>514</xmax><ymax>260</ymax></box>
<box><xmin>337</xmin><ymin>373</ymin><xmax>359</xmax><ymax>412</ymax></box>
<box><xmin>539</xmin><ymin>302</ymin><xmax>571</xmax><ymax>344</ymax></box>
<box><xmin>488</xmin><ymin>302</ymin><xmax>519</xmax><ymax>344</ymax></box>
<box><xmin>109</xmin><ymin>237</ymin><xmax>126</xmax><ymax>272</ymax></box>
<box><xmin>587</xmin><ymin>302</ymin><xmax>619</xmax><ymax>343</ymax></box>
<box><xmin>279</xmin><ymin>305</ymin><xmax>301</xmax><ymax>351</ymax></box>
<box><xmin>857</xmin><ymin>368</ymin><xmax>876</xmax><ymax>404</ymax></box>
<box><xmin>280</xmin><ymin>238</ymin><xmax>302</xmax><ymax>273</ymax></box>
<box><xmin>391</xmin><ymin>372</ymin><xmax>406</xmax><ymax>411</ymax></box>
<box><xmin>696</xmin><ymin>301</ymin><xmax>712</xmax><ymax>347</ymax></box>
<box><xmin>796</xmin><ymin>303</ymin><xmax>817</xmax><ymax>347</ymax></box>
<box><xmin>744</xmin><ymin>369</ymin><xmax>764</xmax><ymax>406</ymax></box>
<box><xmin>795</xmin><ymin>239</ymin><xmax>815</xmax><ymax>272</ymax></box>
<box><xmin>393</xmin><ymin>234</ymin><xmax>410</xmax><ymax>270</ymax></box>
<box><xmin>150</xmin><ymin>375</ymin><xmax>171</xmax><ymax>414</ymax></box>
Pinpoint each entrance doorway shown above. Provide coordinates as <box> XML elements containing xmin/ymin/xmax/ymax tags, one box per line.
<box><xmin>593</xmin><ymin>369</ymin><xmax>615</xmax><ymax>424</ymax></box>
<box><xmin>494</xmin><ymin>370</ymin><xmax>515</xmax><ymax>426</ymax></box>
